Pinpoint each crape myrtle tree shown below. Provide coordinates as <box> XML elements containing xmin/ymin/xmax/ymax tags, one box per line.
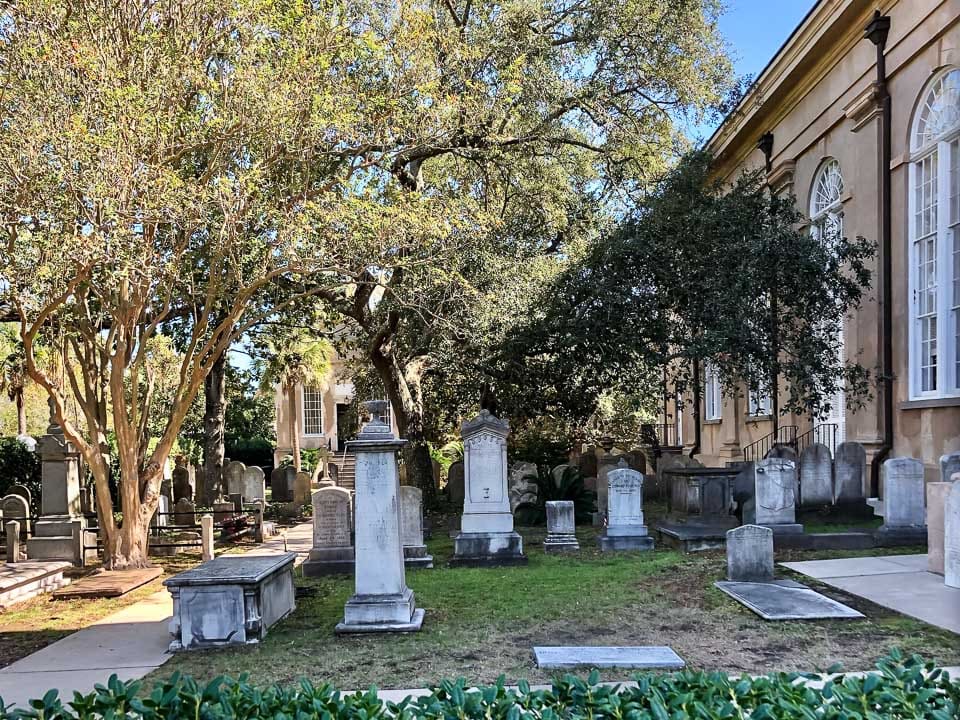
<box><xmin>496</xmin><ymin>152</ymin><xmax>876</xmax><ymax>438</ymax></box>
<box><xmin>0</xmin><ymin>0</ymin><xmax>468</xmax><ymax>568</ymax></box>
<box><xmin>309</xmin><ymin>0</ymin><xmax>734</xmax><ymax>500</ymax></box>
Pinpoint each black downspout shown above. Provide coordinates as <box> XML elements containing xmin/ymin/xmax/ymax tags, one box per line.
<box><xmin>690</xmin><ymin>357</ymin><xmax>702</xmax><ymax>459</ymax></box>
<box><xmin>758</xmin><ymin>131</ymin><xmax>780</xmax><ymax>438</ymax></box>
<box><xmin>865</xmin><ymin>11</ymin><xmax>893</xmax><ymax>497</ymax></box>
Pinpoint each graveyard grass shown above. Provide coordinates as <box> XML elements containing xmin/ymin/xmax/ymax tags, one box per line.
<box><xmin>152</xmin><ymin>525</ymin><xmax>960</xmax><ymax>691</ymax></box>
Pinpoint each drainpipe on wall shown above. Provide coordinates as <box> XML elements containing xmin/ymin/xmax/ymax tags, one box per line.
<box><xmin>690</xmin><ymin>357</ymin><xmax>702</xmax><ymax>459</ymax></box>
<box><xmin>865</xmin><ymin>11</ymin><xmax>893</xmax><ymax>497</ymax></box>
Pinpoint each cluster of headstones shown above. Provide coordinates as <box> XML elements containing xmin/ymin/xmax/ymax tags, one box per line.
<box><xmin>266</xmin><ymin>464</ymin><xmax>314</xmax><ymax>505</ymax></box>
<box><xmin>2</xmin><ymin>484</ymin><xmax>32</xmax><ymax>562</ymax></box>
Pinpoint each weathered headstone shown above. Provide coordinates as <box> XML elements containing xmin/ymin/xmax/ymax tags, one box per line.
<box><xmin>200</xmin><ymin>514</ymin><xmax>214</xmax><ymax>561</ymax></box>
<box><xmin>172</xmin><ymin>457</ymin><xmax>193</xmax><ymax>502</ymax></box>
<box><xmin>599</xmin><ymin>464</ymin><xmax>654</xmax><ymax>551</ymax></box>
<box><xmin>544</xmin><ymin>500</ymin><xmax>579</xmax><ymax>552</ymax></box>
<box><xmin>293</xmin><ymin>471</ymin><xmax>312</xmax><ymax>505</ymax></box>
<box><xmin>6</xmin><ymin>521</ymin><xmax>20</xmax><ymax>563</ymax></box>
<box><xmin>800</xmin><ymin>443</ymin><xmax>833</xmax><ymax>508</ymax></box>
<box><xmin>303</xmin><ymin>486</ymin><xmax>355</xmax><ymax>576</ymax></box>
<box><xmin>940</xmin><ymin>453</ymin><xmax>960</xmax><ymax>483</ymax></box>
<box><xmin>270</xmin><ymin>466</ymin><xmax>289</xmax><ymax>502</ymax></box>
<box><xmin>766</xmin><ymin>444</ymin><xmax>798</xmax><ymax>464</ymax></box>
<box><xmin>447</xmin><ymin>460</ymin><xmax>465</xmax><ymax>505</ymax></box>
<box><xmin>578</xmin><ymin>447</ymin><xmax>598</xmax><ymax>479</ymax></box>
<box><xmin>336</xmin><ymin>400</ymin><xmax>424</xmax><ymax>633</ymax></box>
<box><xmin>173</xmin><ymin>498</ymin><xmax>196</xmax><ymax>527</ymax></box>
<box><xmin>945</xmin><ymin>480</ymin><xmax>960</xmax><ymax>589</ymax></box>
<box><xmin>400</xmin><ymin>485</ymin><xmax>433</xmax><ymax>568</ymax></box>
<box><xmin>451</xmin><ymin>411</ymin><xmax>526</xmax><ymax>566</ymax></box>
<box><xmin>151</xmin><ymin>494</ymin><xmax>170</xmax><ymax>528</ymax></box>
<box><xmin>223</xmin><ymin>460</ymin><xmax>246</xmax><ymax>497</ymax></box>
<box><xmin>2</xmin><ymin>495</ymin><xmax>29</xmax><ymax>537</ymax></box>
<box><xmin>834</xmin><ymin>441</ymin><xmax>866</xmax><ymax>504</ymax></box>
<box><xmin>212</xmin><ymin>500</ymin><xmax>234</xmax><ymax>523</ymax></box>
<box><xmin>7</xmin><ymin>484</ymin><xmax>31</xmax><ymax>507</ymax></box>
<box><xmin>726</xmin><ymin>525</ymin><xmax>774</xmax><ymax>581</ymax></box>
<box><xmin>242</xmin><ymin>466</ymin><xmax>266</xmax><ymax>501</ymax></box>
<box><xmin>595</xmin><ymin>453</ymin><xmax>621</xmax><ymax>525</ymax></box>
<box><xmin>508</xmin><ymin>461</ymin><xmax>538</xmax><ymax>513</ymax></box>
<box><xmin>927</xmin><ymin>481</ymin><xmax>953</xmax><ymax>574</ymax></box>
<box><xmin>747</xmin><ymin>459</ymin><xmax>802</xmax><ymax>533</ymax></box>
<box><xmin>879</xmin><ymin>457</ymin><xmax>926</xmax><ymax>529</ymax></box>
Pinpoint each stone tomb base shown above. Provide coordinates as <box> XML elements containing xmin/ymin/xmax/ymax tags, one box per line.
<box><xmin>758</xmin><ymin>523</ymin><xmax>805</xmax><ymax>535</ymax></box>
<box><xmin>534</xmin><ymin>646</ymin><xmax>685</xmax><ymax>670</ymax></box>
<box><xmin>599</xmin><ymin>531</ymin><xmax>654</xmax><ymax>552</ymax></box>
<box><xmin>543</xmin><ymin>534</ymin><xmax>580</xmax><ymax>553</ymax></box>
<box><xmin>656</xmin><ymin>522</ymin><xmax>729</xmax><ymax>552</ymax></box>
<box><xmin>302</xmin><ymin>546</ymin><xmax>355</xmax><ymax>577</ymax></box>
<box><xmin>403</xmin><ymin>545</ymin><xmax>434</xmax><ymax>569</ymax></box>
<box><xmin>336</xmin><ymin>587</ymin><xmax>425</xmax><ymax>634</ymax></box>
<box><xmin>875</xmin><ymin>525</ymin><xmax>928</xmax><ymax>546</ymax></box>
<box><xmin>450</xmin><ymin>532</ymin><xmax>528</xmax><ymax>566</ymax></box>
<box><xmin>0</xmin><ymin>561</ymin><xmax>71</xmax><ymax>608</ymax></box>
<box><xmin>714</xmin><ymin>579</ymin><xmax>863</xmax><ymax>620</ymax></box>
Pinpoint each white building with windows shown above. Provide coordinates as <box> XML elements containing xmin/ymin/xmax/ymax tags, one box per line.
<box><xmin>669</xmin><ymin>0</ymin><xmax>959</xmax><ymax>489</ymax></box>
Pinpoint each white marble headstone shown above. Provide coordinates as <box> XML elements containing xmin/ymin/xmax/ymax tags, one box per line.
<box><xmin>726</xmin><ymin>524</ymin><xmax>774</xmax><ymax>582</ymax></box>
<box><xmin>400</xmin><ymin>485</ymin><xmax>425</xmax><ymax>548</ymax></box>
<box><xmin>882</xmin><ymin>457</ymin><xmax>925</xmax><ymax>528</ymax></box>
<box><xmin>945</xmin><ymin>480</ymin><xmax>960</xmax><ymax>589</ymax></box>
<box><xmin>834</xmin><ymin>442</ymin><xmax>866</xmax><ymax>503</ymax></box>
<box><xmin>242</xmin><ymin>466</ymin><xmax>266</xmax><ymax>501</ymax></box>
<box><xmin>606</xmin><ymin>466</ymin><xmax>646</xmax><ymax>537</ymax></box>
<box><xmin>753</xmin><ymin>459</ymin><xmax>797</xmax><ymax>525</ymax></box>
<box><xmin>312</xmin><ymin>487</ymin><xmax>352</xmax><ymax>548</ymax></box>
<box><xmin>800</xmin><ymin>444</ymin><xmax>832</xmax><ymax>507</ymax></box>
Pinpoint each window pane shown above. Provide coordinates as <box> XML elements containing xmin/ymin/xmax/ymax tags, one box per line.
<box><xmin>303</xmin><ymin>387</ymin><xmax>323</xmax><ymax>435</ymax></box>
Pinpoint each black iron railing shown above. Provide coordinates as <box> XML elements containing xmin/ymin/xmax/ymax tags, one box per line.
<box><xmin>742</xmin><ymin>425</ymin><xmax>798</xmax><ymax>463</ymax></box>
<box><xmin>795</xmin><ymin>423</ymin><xmax>838</xmax><ymax>457</ymax></box>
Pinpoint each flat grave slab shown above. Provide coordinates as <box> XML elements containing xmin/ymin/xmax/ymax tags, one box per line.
<box><xmin>53</xmin><ymin>566</ymin><xmax>162</xmax><ymax>599</ymax></box>
<box><xmin>0</xmin><ymin>561</ymin><xmax>71</xmax><ymax>607</ymax></box>
<box><xmin>715</xmin><ymin>579</ymin><xmax>864</xmax><ymax>621</ymax></box>
<box><xmin>533</xmin><ymin>646</ymin><xmax>685</xmax><ymax>670</ymax></box>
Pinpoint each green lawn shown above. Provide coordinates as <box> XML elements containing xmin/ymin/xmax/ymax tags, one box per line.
<box><xmin>150</xmin><ymin>525</ymin><xmax>960</xmax><ymax>691</ymax></box>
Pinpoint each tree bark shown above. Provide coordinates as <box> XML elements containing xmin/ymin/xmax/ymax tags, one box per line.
<box><xmin>202</xmin><ymin>351</ymin><xmax>227</xmax><ymax>503</ymax></box>
<box><xmin>15</xmin><ymin>390</ymin><xmax>26</xmax><ymax>435</ymax></box>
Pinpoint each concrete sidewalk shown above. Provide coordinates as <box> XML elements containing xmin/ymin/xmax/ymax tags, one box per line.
<box><xmin>0</xmin><ymin>521</ymin><xmax>313</xmax><ymax>709</ymax></box>
<box><xmin>781</xmin><ymin>554</ymin><xmax>960</xmax><ymax>634</ymax></box>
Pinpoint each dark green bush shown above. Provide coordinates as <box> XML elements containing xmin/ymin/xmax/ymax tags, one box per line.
<box><xmin>224</xmin><ymin>437</ymin><xmax>274</xmax><ymax>473</ymax></box>
<box><xmin>3</xmin><ymin>652</ymin><xmax>954</xmax><ymax>719</ymax></box>
<box><xmin>0</xmin><ymin>437</ymin><xmax>41</xmax><ymax>515</ymax></box>
<box><xmin>515</xmin><ymin>464</ymin><xmax>596</xmax><ymax>525</ymax></box>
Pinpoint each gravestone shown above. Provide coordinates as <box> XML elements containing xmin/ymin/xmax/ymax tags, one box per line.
<box><xmin>200</xmin><ymin>514</ymin><xmax>214</xmax><ymax>561</ymax></box>
<box><xmin>726</xmin><ymin>525</ymin><xmax>774</xmax><ymax>582</ymax></box>
<box><xmin>242</xmin><ymin>466</ymin><xmax>266</xmax><ymax>501</ymax></box>
<box><xmin>551</xmin><ymin>464</ymin><xmax>570</xmax><ymax>484</ymax></box>
<box><xmin>6</xmin><ymin>521</ymin><xmax>20</xmax><ymax>563</ymax></box>
<box><xmin>940</xmin><ymin>452</ymin><xmax>960</xmax><ymax>483</ymax></box>
<box><xmin>878</xmin><ymin>457</ymin><xmax>926</xmax><ymax>532</ymax></box>
<box><xmin>2</xmin><ymin>495</ymin><xmax>29</xmax><ymax>537</ymax></box>
<box><xmin>451</xmin><ymin>411</ymin><xmax>526</xmax><ymax>566</ymax></box>
<box><xmin>270</xmin><ymin>466</ymin><xmax>290</xmax><ymax>502</ymax></box>
<box><xmin>447</xmin><ymin>460</ymin><xmax>465</xmax><ymax>505</ymax></box>
<box><xmin>800</xmin><ymin>443</ymin><xmax>833</xmax><ymax>508</ymax></box>
<box><xmin>431</xmin><ymin>459</ymin><xmax>441</xmax><ymax>491</ymax></box>
<box><xmin>834</xmin><ymin>442</ymin><xmax>867</xmax><ymax>504</ymax></box>
<box><xmin>578</xmin><ymin>448</ymin><xmax>598</xmax><ymax>479</ymax></box>
<box><xmin>594</xmin><ymin>453</ymin><xmax>621</xmax><ymax>526</ymax></box>
<box><xmin>747</xmin><ymin>459</ymin><xmax>802</xmax><ymax>534</ymax></box>
<box><xmin>544</xmin><ymin>500</ymin><xmax>579</xmax><ymax>553</ymax></box>
<box><xmin>508</xmin><ymin>461</ymin><xmax>538</xmax><ymax>513</ymax></box>
<box><xmin>766</xmin><ymin>444</ymin><xmax>798</xmax><ymax>463</ymax></box>
<box><xmin>172</xmin><ymin>457</ymin><xmax>193</xmax><ymax>502</ymax></box>
<box><xmin>599</xmin><ymin>464</ymin><xmax>654</xmax><ymax>551</ymax></box>
<box><xmin>293</xmin><ymin>471</ymin><xmax>312</xmax><ymax>505</ymax></box>
<box><xmin>303</xmin><ymin>486</ymin><xmax>354</xmax><ymax>576</ymax></box>
<box><xmin>945</xmin><ymin>480</ymin><xmax>960</xmax><ymax>589</ymax></box>
<box><xmin>927</xmin><ymin>481</ymin><xmax>953</xmax><ymax>574</ymax></box>
<box><xmin>212</xmin><ymin>501</ymin><xmax>234</xmax><ymax>523</ymax></box>
<box><xmin>400</xmin><ymin>485</ymin><xmax>433</xmax><ymax>568</ymax></box>
<box><xmin>533</xmin><ymin>646</ymin><xmax>685</xmax><ymax>670</ymax></box>
<box><xmin>173</xmin><ymin>498</ymin><xmax>196</xmax><ymax>527</ymax></box>
<box><xmin>223</xmin><ymin>461</ymin><xmax>246</xmax><ymax>497</ymax></box>
<box><xmin>336</xmin><ymin>400</ymin><xmax>424</xmax><ymax>633</ymax></box>
<box><xmin>7</xmin><ymin>484</ymin><xmax>31</xmax><ymax>507</ymax></box>
<box><xmin>151</xmin><ymin>495</ymin><xmax>170</xmax><ymax>528</ymax></box>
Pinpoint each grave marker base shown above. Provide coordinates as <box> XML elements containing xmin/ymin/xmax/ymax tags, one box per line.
<box><xmin>599</xmin><ymin>533</ymin><xmax>654</xmax><ymax>552</ymax></box>
<box><xmin>450</xmin><ymin>531</ymin><xmax>527</xmax><ymax>566</ymax></box>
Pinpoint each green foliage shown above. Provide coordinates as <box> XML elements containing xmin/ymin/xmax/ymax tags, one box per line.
<box><xmin>0</xmin><ymin>437</ymin><xmax>40</xmax><ymax>514</ymax></box>
<box><xmin>509</xmin><ymin>420</ymin><xmax>572</xmax><ymax>470</ymax></box>
<box><xmin>2</xmin><ymin>653</ymin><xmax>956</xmax><ymax>719</ymax></box>
<box><xmin>224</xmin><ymin>438</ymin><xmax>274</xmax><ymax>471</ymax></box>
<box><xmin>515</xmin><ymin>465</ymin><xmax>596</xmax><ymax>525</ymax></box>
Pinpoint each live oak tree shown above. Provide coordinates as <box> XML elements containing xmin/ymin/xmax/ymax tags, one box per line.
<box><xmin>0</xmin><ymin>0</ymin><xmax>461</xmax><ymax>568</ymax></box>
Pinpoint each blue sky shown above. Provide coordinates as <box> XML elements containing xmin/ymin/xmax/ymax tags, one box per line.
<box><xmin>691</xmin><ymin>0</ymin><xmax>816</xmax><ymax>141</ymax></box>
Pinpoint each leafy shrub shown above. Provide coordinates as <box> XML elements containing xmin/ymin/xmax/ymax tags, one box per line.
<box><xmin>0</xmin><ymin>437</ymin><xmax>41</xmax><ymax>514</ymax></box>
<box><xmin>508</xmin><ymin>419</ymin><xmax>570</xmax><ymax>469</ymax></box>
<box><xmin>1</xmin><ymin>653</ymin><xmax>956</xmax><ymax>719</ymax></box>
<box><xmin>514</xmin><ymin>465</ymin><xmax>596</xmax><ymax>525</ymax></box>
<box><xmin>225</xmin><ymin>437</ymin><xmax>274</xmax><ymax>472</ymax></box>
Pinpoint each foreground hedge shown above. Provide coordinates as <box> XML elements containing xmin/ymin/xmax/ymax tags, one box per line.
<box><xmin>2</xmin><ymin>652</ymin><xmax>957</xmax><ymax>719</ymax></box>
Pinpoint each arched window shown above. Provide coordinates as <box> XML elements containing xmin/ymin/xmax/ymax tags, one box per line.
<box><xmin>810</xmin><ymin>159</ymin><xmax>844</xmax><ymax>244</ymax></box>
<box><xmin>809</xmin><ymin>159</ymin><xmax>847</xmax><ymax>440</ymax></box>
<box><xmin>909</xmin><ymin>69</ymin><xmax>960</xmax><ymax>398</ymax></box>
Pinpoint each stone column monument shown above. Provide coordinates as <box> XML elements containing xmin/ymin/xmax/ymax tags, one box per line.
<box><xmin>335</xmin><ymin>401</ymin><xmax>424</xmax><ymax>633</ymax></box>
<box><xmin>26</xmin><ymin>400</ymin><xmax>89</xmax><ymax>564</ymax></box>
<box><xmin>451</xmin><ymin>410</ymin><xmax>527</xmax><ymax>566</ymax></box>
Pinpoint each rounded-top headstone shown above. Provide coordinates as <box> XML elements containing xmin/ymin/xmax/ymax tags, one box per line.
<box><xmin>800</xmin><ymin>443</ymin><xmax>832</xmax><ymax>507</ymax></box>
<box><xmin>312</xmin><ymin>486</ymin><xmax>352</xmax><ymax>548</ymax></box>
<box><xmin>726</xmin><ymin>524</ymin><xmax>774</xmax><ymax>582</ymax></box>
<box><xmin>834</xmin><ymin>441</ymin><xmax>866</xmax><ymax>503</ymax></box>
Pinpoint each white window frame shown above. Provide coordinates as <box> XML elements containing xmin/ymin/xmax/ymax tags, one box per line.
<box><xmin>704</xmin><ymin>363</ymin><xmax>722</xmax><ymax>421</ymax></box>
<box><xmin>301</xmin><ymin>385</ymin><xmax>324</xmax><ymax>436</ymax></box>
<box><xmin>747</xmin><ymin>386</ymin><xmax>772</xmax><ymax>417</ymax></box>
<box><xmin>908</xmin><ymin>68</ymin><xmax>960</xmax><ymax>399</ymax></box>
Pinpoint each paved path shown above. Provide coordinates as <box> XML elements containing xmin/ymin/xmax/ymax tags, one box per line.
<box><xmin>0</xmin><ymin>522</ymin><xmax>313</xmax><ymax>709</ymax></box>
<box><xmin>781</xmin><ymin>553</ymin><xmax>960</xmax><ymax>634</ymax></box>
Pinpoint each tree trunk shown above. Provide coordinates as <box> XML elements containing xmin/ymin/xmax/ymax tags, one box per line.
<box><xmin>202</xmin><ymin>351</ymin><xmax>227</xmax><ymax>503</ymax></box>
<box><xmin>288</xmin><ymin>382</ymin><xmax>301</xmax><ymax>471</ymax></box>
<box><xmin>102</xmin><ymin>508</ymin><xmax>152</xmax><ymax>570</ymax></box>
<box><xmin>15</xmin><ymin>390</ymin><xmax>26</xmax><ymax>435</ymax></box>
